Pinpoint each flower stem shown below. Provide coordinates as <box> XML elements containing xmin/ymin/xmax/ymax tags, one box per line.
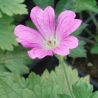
<box><xmin>85</xmin><ymin>13</ymin><xmax>97</xmax><ymax>24</ymax></box>
<box><xmin>77</xmin><ymin>36</ymin><xmax>95</xmax><ymax>44</ymax></box>
<box><xmin>56</xmin><ymin>55</ymin><xmax>75</xmax><ymax>98</ymax></box>
<box><xmin>89</xmin><ymin>12</ymin><xmax>98</xmax><ymax>31</ymax></box>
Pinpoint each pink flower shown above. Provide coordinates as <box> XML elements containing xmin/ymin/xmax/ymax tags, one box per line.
<box><xmin>14</xmin><ymin>6</ymin><xmax>82</xmax><ymax>59</ymax></box>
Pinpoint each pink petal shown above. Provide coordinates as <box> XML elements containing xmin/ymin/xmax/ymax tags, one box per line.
<box><xmin>43</xmin><ymin>6</ymin><xmax>55</xmax><ymax>37</ymax></box>
<box><xmin>14</xmin><ymin>25</ymin><xmax>44</xmax><ymax>48</ymax></box>
<box><xmin>56</xmin><ymin>10</ymin><xmax>76</xmax><ymax>34</ymax></box>
<box><xmin>53</xmin><ymin>46</ymin><xmax>70</xmax><ymax>56</ymax></box>
<box><xmin>30</xmin><ymin>6</ymin><xmax>55</xmax><ymax>39</ymax></box>
<box><xmin>53</xmin><ymin>36</ymin><xmax>78</xmax><ymax>56</ymax></box>
<box><xmin>60</xmin><ymin>36</ymin><xmax>79</xmax><ymax>49</ymax></box>
<box><xmin>57</xmin><ymin>10</ymin><xmax>76</xmax><ymax>26</ymax></box>
<box><xmin>56</xmin><ymin>19</ymin><xmax>82</xmax><ymax>39</ymax></box>
<box><xmin>28</xmin><ymin>48</ymin><xmax>53</xmax><ymax>59</ymax></box>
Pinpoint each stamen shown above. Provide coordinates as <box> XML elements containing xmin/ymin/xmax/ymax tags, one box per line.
<box><xmin>44</xmin><ymin>38</ymin><xmax>56</xmax><ymax>50</ymax></box>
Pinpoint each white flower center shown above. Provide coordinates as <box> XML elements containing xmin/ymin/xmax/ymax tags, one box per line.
<box><xmin>44</xmin><ymin>37</ymin><xmax>58</xmax><ymax>50</ymax></box>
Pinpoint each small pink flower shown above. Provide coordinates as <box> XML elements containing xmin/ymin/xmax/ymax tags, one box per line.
<box><xmin>15</xmin><ymin>6</ymin><xmax>82</xmax><ymax>59</ymax></box>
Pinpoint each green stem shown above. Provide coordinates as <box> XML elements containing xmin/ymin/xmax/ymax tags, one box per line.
<box><xmin>77</xmin><ymin>36</ymin><xmax>95</xmax><ymax>44</ymax></box>
<box><xmin>56</xmin><ymin>55</ymin><xmax>75</xmax><ymax>98</ymax></box>
<box><xmin>85</xmin><ymin>29</ymin><xmax>95</xmax><ymax>38</ymax></box>
<box><xmin>89</xmin><ymin>12</ymin><xmax>98</xmax><ymax>31</ymax></box>
<box><xmin>85</xmin><ymin>13</ymin><xmax>97</xmax><ymax>23</ymax></box>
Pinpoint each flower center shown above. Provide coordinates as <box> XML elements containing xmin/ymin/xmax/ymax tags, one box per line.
<box><xmin>44</xmin><ymin>37</ymin><xmax>58</xmax><ymax>50</ymax></box>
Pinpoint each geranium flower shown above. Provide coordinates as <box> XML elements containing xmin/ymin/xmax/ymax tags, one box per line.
<box><xmin>15</xmin><ymin>6</ymin><xmax>82</xmax><ymax>59</ymax></box>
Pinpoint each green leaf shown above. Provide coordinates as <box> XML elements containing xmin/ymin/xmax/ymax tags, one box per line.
<box><xmin>73</xmin><ymin>23</ymin><xmax>87</xmax><ymax>36</ymax></box>
<box><xmin>0</xmin><ymin>65</ymin><xmax>89</xmax><ymax>98</ymax></box>
<box><xmin>33</xmin><ymin>0</ymin><xmax>54</xmax><ymax>8</ymax></box>
<box><xmin>72</xmin><ymin>81</ymin><xmax>93</xmax><ymax>98</ymax></box>
<box><xmin>0</xmin><ymin>63</ymin><xmax>90</xmax><ymax>98</ymax></box>
<box><xmin>59</xmin><ymin>80</ymin><xmax>97</xmax><ymax>98</ymax></box>
<box><xmin>0</xmin><ymin>16</ymin><xmax>18</xmax><ymax>51</ymax></box>
<box><xmin>26</xmin><ymin>20</ymin><xmax>35</xmax><ymax>28</ymax></box>
<box><xmin>72</xmin><ymin>0</ymin><xmax>98</xmax><ymax>12</ymax></box>
<box><xmin>59</xmin><ymin>94</ymin><xmax>72</xmax><ymax>98</ymax></box>
<box><xmin>0</xmin><ymin>12</ymin><xmax>2</xmax><ymax>18</ymax></box>
<box><xmin>27</xmin><ymin>63</ymin><xmax>89</xmax><ymax>97</ymax></box>
<box><xmin>0</xmin><ymin>73</ymin><xmax>36</xmax><ymax>98</ymax></box>
<box><xmin>95</xmin><ymin>35</ymin><xmax>98</xmax><ymax>42</ymax></box>
<box><xmin>0</xmin><ymin>64</ymin><xmax>7</xmax><ymax>72</ymax></box>
<box><xmin>0</xmin><ymin>46</ymin><xmax>32</xmax><ymax>74</ymax></box>
<box><xmin>56</xmin><ymin>0</ymin><xmax>69</xmax><ymax>15</ymax></box>
<box><xmin>56</xmin><ymin>0</ymin><xmax>98</xmax><ymax>15</ymax></box>
<box><xmin>70</xmin><ymin>41</ymin><xmax>87</xmax><ymax>58</ymax></box>
<box><xmin>0</xmin><ymin>0</ymin><xmax>27</xmax><ymax>16</ymax></box>
<box><xmin>91</xmin><ymin>43</ymin><xmax>98</xmax><ymax>54</ymax></box>
<box><xmin>92</xmin><ymin>91</ymin><xmax>98</xmax><ymax>98</ymax></box>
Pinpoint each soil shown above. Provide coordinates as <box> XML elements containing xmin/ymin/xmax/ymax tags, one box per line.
<box><xmin>69</xmin><ymin>54</ymin><xmax>98</xmax><ymax>82</ymax></box>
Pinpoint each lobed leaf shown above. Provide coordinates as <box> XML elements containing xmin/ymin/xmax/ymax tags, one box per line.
<box><xmin>91</xmin><ymin>43</ymin><xmax>98</xmax><ymax>54</ymax></box>
<box><xmin>0</xmin><ymin>0</ymin><xmax>27</xmax><ymax>17</ymax></box>
<box><xmin>59</xmin><ymin>80</ymin><xmax>98</xmax><ymax>98</ymax></box>
<box><xmin>56</xmin><ymin>0</ymin><xmax>98</xmax><ymax>15</ymax></box>
<box><xmin>0</xmin><ymin>46</ymin><xmax>32</xmax><ymax>75</ymax></box>
<box><xmin>0</xmin><ymin>63</ymin><xmax>90</xmax><ymax>98</ymax></box>
<box><xmin>70</xmin><ymin>41</ymin><xmax>87</xmax><ymax>58</ymax></box>
<box><xmin>0</xmin><ymin>16</ymin><xmax>18</xmax><ymax>51</ymax></box>
<box><xmin>33</xmin><ymin>0</ymin><xmax>54</xmax><ymax>8</ymax></box>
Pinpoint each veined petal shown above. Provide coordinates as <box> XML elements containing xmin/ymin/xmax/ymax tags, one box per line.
<box><xmin>57</xmin><ymin>10</ymin><xmax>76</xmax><ymax>26</ymax></box>
<box><xmin>30</xmin><ymin>6</ymin><xmax>55</xmax><ymax>39</ymax></box>
<box><xmin>43</xmin><ymin>6</ymin><xmax>55</xmax><ymax>37</ymax></box>
<box><xmin>60</xmin><ymin>36</ymin><xmax>79</xmax><ymax>49</ymax></box>
<box><xmin>15</xmin><ymin>25</ymin><xmax>44</xmax><ymax>48</ymax></box>
<box><xmin>16</xmin><ymin>39</ymin><xmax>41</xmax><ymax>48</ymax></box>
<box><xmin>53</xmin><ymin>36</ymin><xmax>78</xmax><ymax>56</ymax></box>
<box><xmin>53</xmin><ymin>46</ymin><xmax>70</xmax><ymax>56</ymax></box>
<box><xmin>56</xmin><ymin>19</ymin><xmax>82</xmax><ymax>39</ymax></box>
<box><xmin>28</xmin><ymin>48</ymin><xmax>53</xmax><ymax>59</ymax></box>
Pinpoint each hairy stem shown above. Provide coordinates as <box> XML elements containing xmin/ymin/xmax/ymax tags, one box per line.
<box><xmin>85</xmin><ymin>13</ymin><xmax>97</xmax><ymax>24</ymax></box>
<box><xmin>89</xmin><ymin>12</ymin><xmax>98</xmax><ymax>31</ymax></box>
<box><xmin>85</xmin><ymin>29</ymin><xmax>95</xmax><ymax>38</ymax></box>
<box><xmin>56</xmin><ymin>55</ymin><xmax>75</xmax><ymax>98</ymax></box>
<box><xmin>78</xmin><ymin>36</ymin><xmax>95</xmax><ymax>44</ymax></box>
